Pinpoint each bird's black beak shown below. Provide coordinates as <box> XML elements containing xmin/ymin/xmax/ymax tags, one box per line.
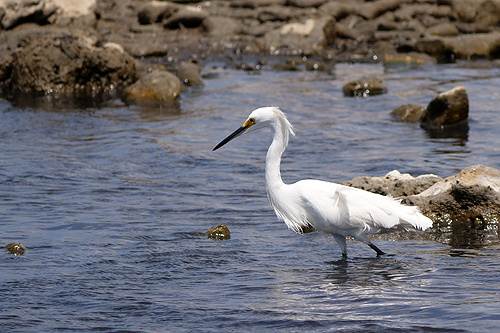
<box><xmin>213</xmin><ymin>118</ymin><xmax>255</xmax><ymax>151</ymax></box>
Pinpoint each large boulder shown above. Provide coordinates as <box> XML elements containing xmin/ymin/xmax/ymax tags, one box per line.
<box><xmin>8</xmin><ymin>30</ymin><xmax>136</xmax><ymax>96</ymax></box>
<box><xmin>405</xmin><ymin>165</ymin><xmax>500</xmax><ymax>229</ymax></box>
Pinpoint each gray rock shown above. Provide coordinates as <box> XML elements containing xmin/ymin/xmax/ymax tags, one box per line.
<box><xmin>122</xmin><ymin>71</ymin><xmax>181</xmax><ymax>106</ymax></box>
<box><xmin>343</xmin><ymin>170</ymin><xmax>442</xmax><ymax>198</ymax></box>
<box><xmin>390</xmin><ymin>104</ymin><xmax>425</xmax><ymax>123</ymax></box>
<box><xmin>421</xmin><ymin>86</ymin><xmax>469</xmax><ymax>128</ymax></box>
<box><xmin>9</xmin><ymin>31</ymin><xmax>136</xmax><ymax>95</ymax></box>
<box><xmin>343</xmin><ymin>77</ymin><xmax>387</xmax><ymax>97</ymax></box>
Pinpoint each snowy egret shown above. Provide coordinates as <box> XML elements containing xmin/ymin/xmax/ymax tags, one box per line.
<box><xmin>213</xmin><ymin>107</ymin><xmax>433</xmax><ymax>257</ymax></box>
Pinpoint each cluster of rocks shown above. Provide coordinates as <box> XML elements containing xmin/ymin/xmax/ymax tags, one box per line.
<box><xmin>1</xmin><ymin>0</ymin><xmax>499</xmax><ymax>247</ymax></box>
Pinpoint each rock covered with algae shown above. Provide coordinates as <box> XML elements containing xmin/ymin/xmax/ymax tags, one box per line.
<box><xmin>5</xmin><ymin>243</ymin><xmax>26</xmax><ymax>256</ymax></box>
<box><xmin>205</xmin><ymin>224</ymin><xmax>231</xmax><ymax>241</ymax></box>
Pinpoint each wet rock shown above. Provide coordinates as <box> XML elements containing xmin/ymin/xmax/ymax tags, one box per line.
<box><xmin>343</xmin><ymin>77</ymin><xmax>387</xmax><ymax>97</ymax></box>
<box><xmin>138</xmin><ymin>1</ymin><xmax>178</xmax><ymax>25</ymax></box>
<box><xmin>122</xmin><ymin>71</ymin><xmax>181</xmax><ymax>106</ymax></box>
<box><xmin>343</xmin><ymin>170</ymin><xmax>442</xmax><ymax>198</ymax></box>
<box><xmin>202</xmin><ymin>16</ymin><xmax>242</xmax><ymax>36</ymax></box>
<box><xmin>405</xmin><ymin>165</ymin><xmax>500</xmax><ymax>226</ymax></box>
<box><xmin>260</xmin><ymin>16</ymin><xmax>336</xmax><ymax>55</ymax></box>
<box><xmin>8</xmin><ymin>30</ymin><xmax>136</xmax><ymax>96</ymax></box>
<box><xmin>5</xmin><ymin>243</ymin><xmax>26</xmax><ymax>256</ymax></box>
<box><xmin>163</xmin><ymin>5</ymin><xmax>209</xmax><ymax>29</ymax></box>
<box><xmin>205</xmin><ymin>224</ymin><xmax>231</xmax><ymax>240</ymax></box>
<box><xmin>390</xmin><ymin>104</ymin><xmax>426</xmax><ymax>123</ymax></box>
<box><xmin>421</xmin><ymin>86</ymin><xmax>469</xmax><ymax>128</ymax></box>
<box><xmin>176</xmin><ymin>59</ymin><xmax>203</xmax><ymax>86</ymax></box>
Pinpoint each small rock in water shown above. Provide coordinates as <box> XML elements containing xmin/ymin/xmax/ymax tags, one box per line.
<box><xmin>343</xmin><ymin>77</ymin><xmax>388</xmax><ymax>97</ymax></box>
<box><xmin>206</xmin><ymin>224</ymin><xmax>231</xmax><ymax>241</ymax></box>
<box><xmin>421</xmin><ymin>86</ymin><xmax>469</xmax><ymax>128</ymax></box>
<box><xmin>5</xmin><ymin>243</ymin><xmax>26</xmax><ymax>256</ymax></box>
<box><xmin>390</xmin><ymin>104</ymin><xmax>426</xmax><ymax>123</ymax></box>
<box><xmin>176</xmin><ymin>59</ymin><xmax>203</xmax><ymax>86</ymax></box>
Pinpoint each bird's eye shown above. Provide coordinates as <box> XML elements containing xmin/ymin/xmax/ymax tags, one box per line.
<box><xmin>249</xmin><ymin>118</ymin><xmax>255</xmax><ymax>125</ymax></box>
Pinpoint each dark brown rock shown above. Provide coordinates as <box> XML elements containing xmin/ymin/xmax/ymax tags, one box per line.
<box><xmin>9</xmin><ymin>31</ymin><xmax>136</xmax><ymax>95</ymax></box>
<box><xmin>421</xmin><ymin>86</ymin><xmax>469</xmax><ymax>128</ymax></box>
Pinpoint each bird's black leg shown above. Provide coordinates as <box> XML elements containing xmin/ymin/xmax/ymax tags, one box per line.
<box><xmin>368</xmin><ymin>242</ymin><xmax>385</xmax><ymax>256</ymax></box>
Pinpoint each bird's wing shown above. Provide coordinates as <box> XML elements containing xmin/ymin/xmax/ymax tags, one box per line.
<box><xmin>332</xmin><ymin>185</ymin><xmax>404</xmax><ymax>232</ymax></box>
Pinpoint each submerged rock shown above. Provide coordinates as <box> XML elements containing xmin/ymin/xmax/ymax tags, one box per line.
<box><xmin>343</xmin><ymin>77</ymin><xmax>387</xmax><ymax>97</ymax></box>
<box><xmin>420</xmin><ymin>86</ymin><xmax>469</xmax><ymax>128</ymax></box>
<box><xmin>122</xmin><ymin>71</ymin><xmax>181</xmax><ymax>106</ymax></box>
<box><xmin>390</xmin><ymin>104</ymin><xmax>425</xmax><ymax>123</ymax></box>
<box><xmin>205</xmin><ymin>224</ymin><xmax>231</xmax><ymax>241</ymax></box>
<box><xmin>5</xmin><ymin>243</ymin><xmax>26</xmax><ymax>256</ymax></box>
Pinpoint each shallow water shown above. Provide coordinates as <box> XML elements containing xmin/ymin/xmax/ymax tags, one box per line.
<box><xmin>1</xmin><ymin>62</ymin><xmax>500</xmax><ymax>332</ymax></box>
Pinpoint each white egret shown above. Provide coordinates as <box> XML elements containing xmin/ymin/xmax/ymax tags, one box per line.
<box><xmin>213</xmin><ymin>107</ymin><xmax>433</xmax><ymax>257</ymax></box>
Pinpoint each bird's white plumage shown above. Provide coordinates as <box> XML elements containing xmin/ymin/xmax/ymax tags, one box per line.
<box><xmin>213</xmin><ymin>106</ymin><xmax>433</xmax><ymax>256</ymax></box>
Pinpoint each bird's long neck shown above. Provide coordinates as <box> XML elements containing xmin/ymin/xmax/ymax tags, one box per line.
<box><xmin>265</xmin><ymin>121</ymin><xmax>288</xmax><ymax>189</ymax></box>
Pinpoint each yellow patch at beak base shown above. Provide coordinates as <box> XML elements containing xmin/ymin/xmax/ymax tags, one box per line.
<box><xmin>243</xmin><ymin>118</ymin><xmax>255</xmax><ymax>128</ymax></box>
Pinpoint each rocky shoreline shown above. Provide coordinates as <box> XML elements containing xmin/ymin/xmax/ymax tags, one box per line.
<box><xmin>1</xmin><ymin>0</ymin><xmax>500</xmax><ymax>246</ymax></box>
